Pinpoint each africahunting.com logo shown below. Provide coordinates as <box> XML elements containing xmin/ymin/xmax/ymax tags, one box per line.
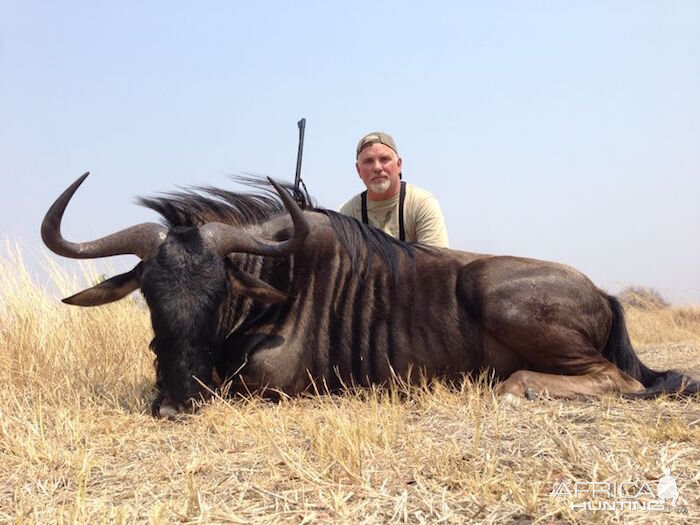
<box><xmin>550</xmin><ymin>468</ymin><xmax>688</xmax><ymax>513</ymax></box>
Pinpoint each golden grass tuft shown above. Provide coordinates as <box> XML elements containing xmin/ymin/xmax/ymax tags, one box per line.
<box><xmin>1</xmin><ymin>241</ymin><xmax>698</xmax><ymax>523</ymax></box>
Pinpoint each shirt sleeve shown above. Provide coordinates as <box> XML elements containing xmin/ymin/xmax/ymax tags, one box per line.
<box><xmin>414</xmin><ymin>195</ymin><xmax>449</xmax><ymax>248</ymax></box>
<box><xmin>338</xmin><ymin>196</ymin><xmax>359</xmax><ymax>219</ymax></box>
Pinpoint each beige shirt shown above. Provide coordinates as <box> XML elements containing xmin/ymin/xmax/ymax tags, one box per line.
<box><xmin>339</xmin><ymin>183</ymin><xmax>449</xmax><ymax>248</ymax></box>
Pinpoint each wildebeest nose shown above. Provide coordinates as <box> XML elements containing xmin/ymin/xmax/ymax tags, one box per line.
<box><xmin>152</xmin><ymin>393</ymin><xmax>191</xmax><ymax>419</ymax></box>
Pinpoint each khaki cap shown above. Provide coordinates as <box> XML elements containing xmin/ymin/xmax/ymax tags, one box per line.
<box><xmin>356</xmin><ymin>131</ymin><xmax>398</xmax><ymax>158</ymax></box>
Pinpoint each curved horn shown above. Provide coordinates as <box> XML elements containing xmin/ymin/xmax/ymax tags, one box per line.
<box><xmin>201</xmin><ymin>177</ymin><xmax>310</xmax><ymax>257</ymax></box>
<box><xmin>41</xmin><ymin>172</ymin><xmax>168</xmax><ymax>260</ymax></box>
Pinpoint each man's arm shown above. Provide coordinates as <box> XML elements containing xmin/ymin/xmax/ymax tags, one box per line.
<box><xmin>338</xmin><ymin>195</ymin><xmax>360</xmax><ymax>219</ymax></box>
<box><xmin>414</xmin><ymin>195</ymin><xmax>449</xmax><ymax>248</ymax></box>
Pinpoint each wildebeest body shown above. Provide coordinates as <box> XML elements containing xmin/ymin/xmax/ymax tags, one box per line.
<box><xmin>41</xmin><ymin>174</ymin><xmax>699</xmax><ymax>416</ymax></box>
<box><xmin>222</xmin><ymin>221</ymin><xmax>484</xmax><ymax>395</ymax></box>
<box><xmin>222</xmin><ymin>222</ymin><xmax>612</xmax><ymax>395</ymax></box>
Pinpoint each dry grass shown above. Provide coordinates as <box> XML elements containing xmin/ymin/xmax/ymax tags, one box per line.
<box><xmin>1</xmin><ymin>241</ymin><xmax>698</xmax><ymax>524</ymax></box>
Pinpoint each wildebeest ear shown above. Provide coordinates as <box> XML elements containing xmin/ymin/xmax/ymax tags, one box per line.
<box><xmin>62</xmin><ymin>263</ymin><xmax>143</xmax><ymax>307</ymax></box>
<box><xmin>231</xmin><ymin>268</ymin><xmax>287</xmax><ymax>304</ymax></box>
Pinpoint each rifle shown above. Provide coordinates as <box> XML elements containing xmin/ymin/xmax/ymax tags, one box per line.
<box><xmin>293</xmin><ymin>118</ymin><xmax>307</xmax><ymax>207</ymax></box>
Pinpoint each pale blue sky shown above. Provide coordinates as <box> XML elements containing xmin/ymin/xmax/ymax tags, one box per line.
<box><xmin>2</xmin><ymin>1</ymin><xmax>699</xmax><ymax>303</ymax></box>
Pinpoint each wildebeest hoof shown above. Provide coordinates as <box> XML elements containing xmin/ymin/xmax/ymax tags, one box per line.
<box><xmin>500</xmin><ymin>393</ymin><xmax>522</xmax><ymax>407</ymax></box>
<box><xmin>525</xmin><ymin>387</ymin><xmax>538</xmax><ymax>400</ymax></box>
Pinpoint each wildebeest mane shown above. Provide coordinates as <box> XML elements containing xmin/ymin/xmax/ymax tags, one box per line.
<box><xmin>137</xmin><ymin>176</ymin><xmax>312</xmax><ymax>229</ymax></box>
<box><xmin>138</xmin><ymin>176</ymin><xmax>421</xmax><ymax>276</ymax></box>
<box><xmin>322</xmin><ymin>209</ymin><xmax>420</xmax><ymax>278</ymax></box>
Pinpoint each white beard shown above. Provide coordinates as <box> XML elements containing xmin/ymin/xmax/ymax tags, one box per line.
<box><xmin>369</xmin><ymin>178</ymin><xmax>391</xmax><ymax>194</ymax></box>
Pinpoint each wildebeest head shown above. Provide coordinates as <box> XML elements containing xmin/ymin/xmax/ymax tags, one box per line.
<box><xmin>41</xmin><ymin>173</ymin><xmax>309</xmax><ymax>417</ymax></box>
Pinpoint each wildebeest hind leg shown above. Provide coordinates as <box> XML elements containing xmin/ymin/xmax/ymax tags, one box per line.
<box><xmin>458</xmin><ymin>257</ymin><xmax>645</xmax><ymax>399</ymax></box>
<box><xmin>496</xmin><ymin>362</ymin><xmax>644</xmax><ymax>399</ymax></box>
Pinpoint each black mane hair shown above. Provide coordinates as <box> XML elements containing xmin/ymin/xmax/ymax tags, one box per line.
<box><xmin>322</xmin><ymin>210</ymin><xmax>419</xmax><ymax>277</ymax></box>
<box><xmin>138</xmin><ymin>176</ymin><xmax>420</xmax><ymax>276</ymax></box>
<box><xmin>137</xmin><ymin>176</ymin><xmax>312</xmax><ymax>229</ymax></box>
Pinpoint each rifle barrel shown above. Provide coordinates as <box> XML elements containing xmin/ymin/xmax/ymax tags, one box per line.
<box><xmin>294</xmin><ymin>118</ymin><xmax>306</xmax><ymax>190</ymax></box>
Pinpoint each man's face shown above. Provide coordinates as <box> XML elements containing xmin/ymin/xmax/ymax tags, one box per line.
<box><xmin>355</xmin><ymin>143</ymin><xmax>402</xmax><ymax>200</ymax></box>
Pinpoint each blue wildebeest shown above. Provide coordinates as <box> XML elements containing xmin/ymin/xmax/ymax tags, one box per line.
<box><xmin>42</xmin><ymin>173</ymin><xmax>699</xmax><ymax>417</ymax></box>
